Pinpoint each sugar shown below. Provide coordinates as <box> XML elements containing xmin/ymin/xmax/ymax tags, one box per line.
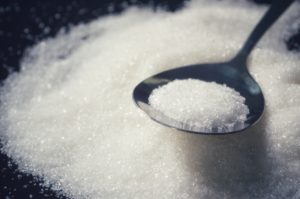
<box><xmin>0</xmin><ymin>0</ymin><xmax>300</xmax><ymax>199</ymax></box>
<box><xmin>148</xmin><ymin>79</ymin><xmax>249</xmax><ymax>133</ymax></box>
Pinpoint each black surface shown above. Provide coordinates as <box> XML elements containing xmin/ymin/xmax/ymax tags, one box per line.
<box><xmin>0</xmin><ymin>0</ymin><xmax>299</xmax><ymax>199</ymax></box>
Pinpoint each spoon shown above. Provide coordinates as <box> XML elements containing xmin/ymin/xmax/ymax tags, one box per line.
<box><xmin>133</xmin><ymin>0</ymin><xmax>295</xmax><ymax>135</ymax></box>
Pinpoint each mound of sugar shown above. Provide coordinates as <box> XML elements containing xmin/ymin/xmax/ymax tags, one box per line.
<box><xmin>0</xmin><ymin>0</ymin><xmax>300</xmax><ymax>199</ymax></box>
<box><xmin>149</xmin><ymin>79</ymin><xmax>249</xmax><ymax>133</ymax></box>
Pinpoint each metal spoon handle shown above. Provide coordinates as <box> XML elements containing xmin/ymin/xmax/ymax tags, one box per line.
<box><xmin>233</xmin><ymin>0</ymin><xmax>295</xmax><ymax>64</ymax></box>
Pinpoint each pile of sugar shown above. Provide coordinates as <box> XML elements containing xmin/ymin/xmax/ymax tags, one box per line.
<box><xmin>149</xmin><ymin>79</ymin><xmax>249</xmax><ymax>133</ymax></box>
<box><xmin>0</xmin><ymin>0</ymin><xmax>300</xmax><ymax>198</ymax></box>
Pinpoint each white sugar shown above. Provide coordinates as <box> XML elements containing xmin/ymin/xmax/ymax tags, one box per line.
<box><xmin>149</xmin><ymin>79</ymin><xmax>249</xmax><ymax>133</ymax></box>
<box><xmin>0</xmin><ymin>0</ymin><xmax>300</xmax><ymax>199</ymax></box>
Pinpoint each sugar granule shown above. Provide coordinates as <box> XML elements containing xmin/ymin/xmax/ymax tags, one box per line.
<box><xmin>149</xmin><ymin>79</ymin><xmax>249</xmax><ymax>133</ymax></box>
<box><xmin>0</xmin><ymin>0</ymin><xmax>300</xmax><ymax>199</ymax></box>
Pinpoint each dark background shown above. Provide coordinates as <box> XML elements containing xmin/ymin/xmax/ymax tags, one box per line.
<box><xmin>0</xmin><ymin>0</ymin><xmax>299</xmax><ymax>198</ymax></box>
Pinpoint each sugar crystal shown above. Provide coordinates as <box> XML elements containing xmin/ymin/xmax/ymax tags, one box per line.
<box><xmin>149</xmin><ymin>79</ymin><xmax>249</xmax><ymax>133</ymax></box>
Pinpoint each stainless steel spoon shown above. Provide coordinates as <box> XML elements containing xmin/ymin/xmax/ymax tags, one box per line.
<box><xmin>133</xmin><ymin>0</ymin><xmax>295</xmax><ymax>135</ymax></box>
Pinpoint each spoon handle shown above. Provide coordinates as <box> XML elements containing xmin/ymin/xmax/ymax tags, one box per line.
<box><xmin>233</xmin><ymin>0</ymin><xmax>295</xmax><ymax>64</ymax></box>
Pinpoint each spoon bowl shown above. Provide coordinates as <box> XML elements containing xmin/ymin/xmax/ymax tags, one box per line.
<box><xmin>133</xmin><ymin>61</ymin><xmax>264</xmax><ymax>134</ymax></box>
<box><xmin>133</xmin><ymin>0</ymin><xmax>294</xmax><ymax>135</ymax></box>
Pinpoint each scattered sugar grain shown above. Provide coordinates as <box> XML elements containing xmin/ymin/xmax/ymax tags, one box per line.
<box><xmin>0</xmin><ymin>0</ymin><xmax>300</xmax><ymax>199</ymax></box>
<box><xmin>149</xmin><ymin>79</ymin><xmax>249</xmax><ymax>133</ymax></box>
